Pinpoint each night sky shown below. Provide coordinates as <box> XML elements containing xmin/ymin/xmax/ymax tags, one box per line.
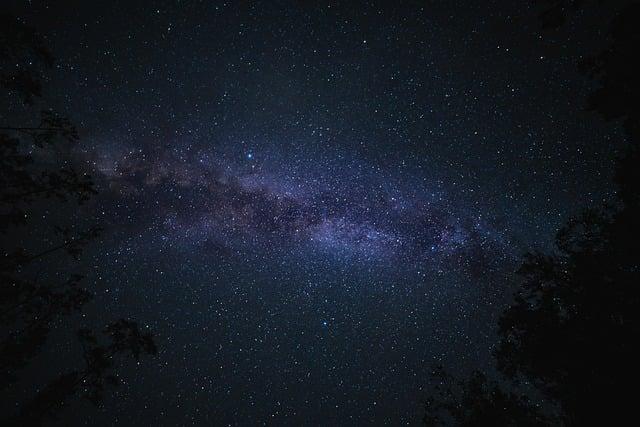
<box><xmin>5</xmin><ymin>1</ymin><xmax>622</xmax><ymax>425</ymax></box>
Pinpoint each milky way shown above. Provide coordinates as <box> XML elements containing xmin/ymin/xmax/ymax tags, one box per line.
<box><xmin>93</xmin><ymin>142</ymin><xmax>510</xmax><ymax>275</ymax></box>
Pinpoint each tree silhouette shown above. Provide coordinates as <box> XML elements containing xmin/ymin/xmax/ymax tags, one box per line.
<box><xmin>424</xmin><ymin>2</ymin><xmax>640</xmax><ymax>425</ymax></box>
<box><xmin>13</xmin><ymin>320</ymin><xmax>156</xmax><ymax>425</ymax></box>
<box><xmin>1</xmin><ymin>14</ymin><xmax>156</xmax><ymax>424</ymax></box>
<box><xmin>423</xmin><ymin>368</ymin><xmax>547</xmax><ymax>426</ymax></box>
<box><xmin>0</xmin><ymin>13</ymin><xmax>53</xmax><ymax>104</ymax></box>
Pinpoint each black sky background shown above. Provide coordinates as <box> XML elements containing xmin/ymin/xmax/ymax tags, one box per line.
<box><xmin>2</xmin><ymin>0</ymin><xmax>625</xmax><ymax>425</ymax></box>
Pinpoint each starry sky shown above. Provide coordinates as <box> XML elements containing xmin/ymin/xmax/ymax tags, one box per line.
<box><xmin>6</xmin><ymin>0</ymin><xmax>622</xmax><ymax>425</ymax></box>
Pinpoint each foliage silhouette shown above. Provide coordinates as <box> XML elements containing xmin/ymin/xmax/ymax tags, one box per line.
<box><xmin>13</xmin><ymin>320</ymin><xmax>157</xmax><ymax>425</ymax></box>
<box><xmin>1</xmin><ymin>14</ymin><xmax>156</xmax><ymax>424</ymax></box>
<box><xmin>0</xmin><ymin>13</ymin><xmax>53</xmax><ymax>104</ymax></box>
<box><xmin>424</xmin><ymin>1</ymin><xmax>640</xmax><ymax>425</ymax></box>
<box><xmin>423</xmin><ymin>368</ymin><xmax>547</xmax><ymax>426</ymax></box>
